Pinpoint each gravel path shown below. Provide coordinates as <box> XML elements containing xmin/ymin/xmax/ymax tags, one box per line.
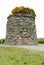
<box><xmin>16</xmin><ymin>44</ymin><xmax>44</xmax><ymax>51</ymax></box>
<box><xmin>0</xmin><ymin>44</ymin><xmax>44</xmax><ymax>51</ymax></box>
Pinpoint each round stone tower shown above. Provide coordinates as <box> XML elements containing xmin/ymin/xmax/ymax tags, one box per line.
<box><xmin>5</xmin><ymin>6</ymin><xmax>37</xmax><ymax>45</ymax></box>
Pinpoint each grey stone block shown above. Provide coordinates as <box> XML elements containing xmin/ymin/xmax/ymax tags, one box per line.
<box><xmin>5</xmin><ymin>13</ymin><xmax>37</xmax><ymax>45</ymax></box>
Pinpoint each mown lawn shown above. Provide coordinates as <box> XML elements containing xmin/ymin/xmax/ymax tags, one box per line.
<box><xmin>0</xmin><ymin>47</ymin><xmax>44</xmax><ymax>65</ymax></box>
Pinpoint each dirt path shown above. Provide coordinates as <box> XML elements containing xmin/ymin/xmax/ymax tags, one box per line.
<box><xmin>0</xmin><ymin>44</ymin><xmax>44</xmax><ymax>51</ymax></box>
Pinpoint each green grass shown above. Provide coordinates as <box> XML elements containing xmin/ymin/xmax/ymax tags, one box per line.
<box><xmin>0</xmin><ymin>47</ymin><xmax>44</xmax><ymax>65</ymax></box>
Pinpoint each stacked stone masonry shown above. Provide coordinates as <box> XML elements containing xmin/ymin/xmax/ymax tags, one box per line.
<box><xmin>5</xmin><ymin>13</ymin><xmax>37</xmax><ymax>45</ymax></box>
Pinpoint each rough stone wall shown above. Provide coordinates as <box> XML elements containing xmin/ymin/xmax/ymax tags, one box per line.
<box><xmin>5</xmin><ymin>13</ymin><xmax>37</xmax><ymax>45</ymax></box>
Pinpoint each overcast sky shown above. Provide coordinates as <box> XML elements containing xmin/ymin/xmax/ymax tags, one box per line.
<box><xmin>0</xmin><ymin>0</ymin><xmax>44</xmax><ymax>39</ymax></box>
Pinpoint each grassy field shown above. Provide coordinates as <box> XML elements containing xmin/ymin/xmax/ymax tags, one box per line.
<box><xmin>0</xmin><ymin>47</ymin><xmax>44</xmax><ymax>65</ymax></box>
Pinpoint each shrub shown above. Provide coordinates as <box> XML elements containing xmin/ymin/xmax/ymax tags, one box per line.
<box><xmin>11</xmin><ymin>6</ymin><xmax>36</xmax><ymax>17</ymax></box>
<box><xmin>0</xmin><ymin>39</ymin><xmax>5</xmax><ymax>44</ymax></box>
<box><xmin>37</xmin><ymin>38</ymin><xmax>44</xmax><ymax>43</ymax></box>
<box><xmin>12</xmin><ymin>7</ymin><xmax>20</xmax><ymax>14</ymax></box>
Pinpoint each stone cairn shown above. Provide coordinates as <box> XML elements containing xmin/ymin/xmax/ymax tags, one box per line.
<box><xmin>5</xmin><ymin>7</ymin><xmax>37</xmax><ymax>45</ymax></box>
